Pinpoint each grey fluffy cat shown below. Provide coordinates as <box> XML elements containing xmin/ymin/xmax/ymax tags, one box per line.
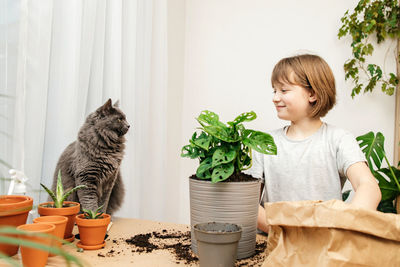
<box><xmin>51</xmin><ymin>99</ymin><xmax>130</xmax><ymax>215</ymax></box>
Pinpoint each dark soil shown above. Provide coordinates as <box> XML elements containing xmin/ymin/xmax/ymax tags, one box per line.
<box><xmin>236</xmin><ymin>241</ymin><xmax>267</xmax><ymax>266</ymax></box>
<box><xmin>190</xmin><ymin>172</ymin><xmax>258</xmax><ymax>182</ymax></box>
<box><xmin>98</xmin><ymin>229</ymin><xmax>267</xmax><ymax>266</ymax></box>
<box><xmin>125</xmin><ymin>233</ymin><xmax>158</xmax><ymax>253</ymax></box>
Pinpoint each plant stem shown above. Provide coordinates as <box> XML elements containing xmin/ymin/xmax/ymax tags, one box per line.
<box><xmin>384</xmin><ymin>154</ymin><xmax>400</xmax><ymax>192</ymax></box>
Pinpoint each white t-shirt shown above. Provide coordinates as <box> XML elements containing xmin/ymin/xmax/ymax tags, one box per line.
<box><xmin>245</xmin><ymin>123</ymin><xmax>366</xmax><ymax>202</ymax></box>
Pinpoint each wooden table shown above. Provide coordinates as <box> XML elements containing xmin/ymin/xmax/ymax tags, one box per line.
<box><xmin>3</xmin><ymin>218</ymin><xmax>268</xmax><ymax>267</ymax></box>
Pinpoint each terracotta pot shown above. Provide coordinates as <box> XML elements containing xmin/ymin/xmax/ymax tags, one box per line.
<box><xmin>17</xmin><ymin>223</ymin><xmax>55</xmax><ymax>267</ymax></box>
<box><xmin>37</xmin><ymin>201</ymin><xmax>80</xmax><ymax>242</ymax></box>
<box><xmin>194</xmin><ymin>222</ymin><xmax>242</xmax><ymax>267</ymax></box>
<box><xmin>33</xmin><ymin>215</ymin><xmax>68</xmax><ymax>256</ymax></box>
<box><xmin>75</xmin><ymin>213</ymin><xmax>110</xmax><ymax>250</ymax></box>
<box><xmin>189</xmin><ymin>178</ymin><xmax>260</xmax><ymax>259</ymax></box>
<box><xmin>0</xmin><ymin>195</ymin><xmax>33</xmax><ymax>256</ymax></box>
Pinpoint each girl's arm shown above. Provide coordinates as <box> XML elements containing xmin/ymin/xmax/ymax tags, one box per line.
<box><xmin>257</xmin><ymin>205</ymin><xmax>269</xmax><ymax>233</ymax></box>
<box><xmin>346</xmin><ymin>161</ymin><xmax>381</xmax><ymax>210</ymax></box>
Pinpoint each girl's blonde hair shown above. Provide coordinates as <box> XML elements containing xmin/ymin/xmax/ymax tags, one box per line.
<box><xmin>271</xmin><ymin>54</ymin><xmax>336</xmax><ymax>118</ymax></box>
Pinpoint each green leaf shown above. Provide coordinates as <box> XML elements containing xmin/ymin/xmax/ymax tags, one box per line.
<box><xmin>0</xmin><ymin>227</ymin><xmax>84</xmax><ymax>266</ymax></box>
<box><xmin>367</xmin><ymin>64</ymin><xmax>375</xmax><ymax>76</ymax></box>
<box><xmin>191</xmin><ymin>132</ymin><xmax>212</xmax><ymax>150</ymax></box>
<box><xmin>196</xmin><ymin>158</ymin><xmax>213</xmax><ymax>179</ymax></box>
<box><xmin>242</xmin><ymin>129</ymin><xmax>277</xmax><ymax>155</ymax></box>
<box><xmin>377</xmin><ymin>199</ymin><xmax>396</xmax><ymax>213</ymax></box>
<box><xmin>356</xmin><ymin>132</ymin><xmax>385</xmax><ymax>170</ymax></box>
<box><xmin>211</xmin><ymin>163</ymin><xmax>234</xmax><ymax>183</ymax></box>
<box><xmin>56</xmin><ymin>170</ymin><xmax>64</xmax><ymax>207</ymax></box>
<box><xmin>197</xmin><ymin>110</ymin><xmax>226</xmax><ymax>128</ymax></box>
<box><xmin>61</xmin><ymin>185</ymin><xmax>87</xmax><ymax>205</ymax></box>
<box><xmin>374</xmin><ymin>168</ymin><xmax>400</xmax><ymax>201</ymax></box>
<box><xmin>211</xmin><ymin>147</ymin><xmax>236</xmax><ymax>168</ymax></box>
<box><xmin>342</xmin><ymin>190</ymin><xmax>351</xmax><ymax>201</ymax></box>
<box><xmin>203</xmin><ymin>125</ymin><xmax>239</xmax><ymax>142</ymax></box>
<box><xmin>181</xmin><ymin>144</ymin><xmax>205</xmax><ymax>159</ymax></box>
<box><xmin>40</xmin><ymin>183</ymin><xmax>57</xmax><ymax>203</ymax></box>
<box><xmin>0</xmin><ymin>251</ymin><xmax>20</xmax><ymax>267</ymax></box>
<box><xmin>228</xmin><ymin>111</ymin><xmax>257</xmax><ymax>126</ymax></box>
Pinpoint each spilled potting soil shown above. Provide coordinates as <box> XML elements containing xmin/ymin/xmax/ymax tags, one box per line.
<box><xmin>97</xmin><ymin>229</ymin><xmax>267</xmax><ymax>266</ymax></box>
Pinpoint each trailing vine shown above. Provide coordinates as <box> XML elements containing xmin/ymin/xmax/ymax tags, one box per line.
<box><xmin>338</xmin><ymin>0</ymin><xmax>400</xmax><ymax>97</ymax></box>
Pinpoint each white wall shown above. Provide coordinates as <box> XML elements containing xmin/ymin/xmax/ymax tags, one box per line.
<box><xmin>178</xmin><ymin>0</ymin><xmax>396</xmax><ymax>223</ymax></box>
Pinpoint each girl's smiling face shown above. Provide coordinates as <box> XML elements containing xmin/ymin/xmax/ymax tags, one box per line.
<box><xmin>272</xmin><ymin>79</ymin><xmax>317</xmax><ymax>122</ymax></box>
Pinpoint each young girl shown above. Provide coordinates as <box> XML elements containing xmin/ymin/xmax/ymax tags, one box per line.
<box><xmin>247</xmin><ymin>54</ymin><xmax>381</xmax><ymax>233</ymax></box>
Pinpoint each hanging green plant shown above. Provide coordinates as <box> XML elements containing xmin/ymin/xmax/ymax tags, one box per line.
<box><xmin>338</xmin><ymin>0</ymin><xmax>400</xmax><ymax>97</ymax></box>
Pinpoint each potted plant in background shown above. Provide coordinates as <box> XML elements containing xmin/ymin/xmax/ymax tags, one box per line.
<box><xmin>39</xmin><ymin>170</ymin><xmax>86</xmax><ymax>242</ymax></box>
<box><xmin>75</xmin><ymin>205</ymin><xmax>111</xmax><ymax>250</ymax></box>
<box><xmin>0</xmin><ymin>195</ymin><xmax>33</xmax><ymax>256</ymax></box>
<box><xmin>338</xmin><ymin>0</ymin><xmax>400</xmax><ymax>164</ymax></box>
<box><xmin>181</xmin><ymin>110</ymin><xmax>277</xmax><ymax>259</ymax></box>
<box><xmin>357</xmin><ymin>131</ymin><xmax>400</xmax><ymax>213</ymax></box>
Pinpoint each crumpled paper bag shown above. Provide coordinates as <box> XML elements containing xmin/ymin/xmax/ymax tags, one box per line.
<box><xmin>262</xmin><ymin>199</ymin><xmax>400</xmax><ymax>267</ymax></box>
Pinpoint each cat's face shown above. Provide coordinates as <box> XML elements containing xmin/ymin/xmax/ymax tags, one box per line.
<box><xmin>87</xmin><ymin>99</ymin><xmax>130</xmax><ymax>137</ymax></box>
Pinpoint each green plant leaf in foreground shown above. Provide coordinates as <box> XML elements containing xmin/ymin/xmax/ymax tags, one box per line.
<box><xmin>211</xmin><ymin>163</ymin><xmax>234</xmax><ymax>183</ymax></box>
<box><xmin>191</xmin><ymin>132</ymin><xmax>212</xmax><ymax>151</ymax></box>
<box><xmin>0</xmin><ymin>227</ymin><xmax>84</xmax><ymax>267</ymax></box>
<box><xmin>196</xmin><ymin>158</ymin><xmax>212</xmax><ymax>179</ymax></box>
<box><xmin>212</xmin><ymin>148</ymin><xmax>236</xmax><ymax>168</ymax></box>
<box><xmin>228</xmin><ymin>111</ymin><xmax>257</xmax><ymax>126</ymax></box>
<box><xmin>242</xmin><ymin>129</ymin><xmax>277</xmax><ymax>155</ymax></box>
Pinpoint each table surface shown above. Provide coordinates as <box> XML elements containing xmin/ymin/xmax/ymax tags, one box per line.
<box><xmin>3</xmin><ymin>218</ymin><xmax>268</xmax><ymax>267</ymax></box>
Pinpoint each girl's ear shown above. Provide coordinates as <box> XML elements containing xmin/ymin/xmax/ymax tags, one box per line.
<box><xmin>309</xmin><ymin>91</ymin><xmax>317</xmax><ymax>103</ymax></box>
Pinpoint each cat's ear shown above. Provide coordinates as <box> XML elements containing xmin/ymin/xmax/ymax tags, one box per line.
<box><xmin>99</xmin><ymin>99</ymin><xmax>112</xmax><ymax>114</ymax></box>
<box><xmin>113</xmin><ymin>100</ymin><xmax>120</xmax><ymax>107</ymax></box>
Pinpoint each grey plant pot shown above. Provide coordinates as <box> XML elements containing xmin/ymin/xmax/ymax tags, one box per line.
<box><xmin>194</xmin><ymin>222</ymin><xmax>242</xmax><ymax>267</ymax></box>
<box><xmin>189</xmin><ymin>178</ymin><xmax>260</xmax><ymax>259</ymax></box>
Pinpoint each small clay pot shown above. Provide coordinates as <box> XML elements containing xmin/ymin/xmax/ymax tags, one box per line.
<box><xmin>194</xmin><ymin>222</ymin><xmax>242</xmax><ymax>267</ymax></box>
<box><xmin>33</xmin><ymin>215</ymin><xmax>68</xmax><ymax>256</ymax></box>
<box><xmin>17</xmin><ymin>223</ymin><xmax>55</xmax><ymax>267</ymax></box>
<box><xmin>37</xmin><ymin>201</ymin><xmax>80</xmax><ymax>242</ymax></box>
<box><xmin>75</xmin><ymin>213</ymin><xmax>111</xmax><ymax>250</ymax></box>
<box><xmin>0</xmin><ymin>195</ymin><xmax>33</xmax><ymax>256</ymax></box>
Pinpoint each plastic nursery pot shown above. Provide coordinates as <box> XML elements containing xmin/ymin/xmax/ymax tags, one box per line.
<box><xmin>194</xmin><ymin>222</ymin><xmax>242</xmax><ymax>267</ymax></box>
<box><xmin>75</xmin><ymin>213</ymin><xmax>111</xmax><ymax>250</ymax></box>
<box><xmin>33</xmin><ymin>215</ymin><xmax>68</xmax><ymax>256</ymax></box>
<box><xmin>17</xmin><ymin>223</ymin><xmax>55</xmax><ymax>267</ymax></box>
<box><xmin>37</xmin><ymin>201</ymin><xmax>80</xmax><ymax>242</ymax></box>
<box><xmin>0</xmin><ymin>195</ymin><xmax>33</xmax><ymax>256</ymax></box>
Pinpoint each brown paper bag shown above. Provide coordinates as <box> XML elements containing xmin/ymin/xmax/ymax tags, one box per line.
<box><xmin>262</xmin><ymin>199</ymin><xmax>400</xmax><ymax>267</ymax></box>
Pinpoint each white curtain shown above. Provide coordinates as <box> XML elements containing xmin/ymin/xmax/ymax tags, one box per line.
<box><xmin>3</xmin><ymin>0</ymin><xmax>174</xmax><ymax>222</ymax></box>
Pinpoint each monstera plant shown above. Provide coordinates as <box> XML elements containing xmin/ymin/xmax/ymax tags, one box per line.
<box><xmin>181</xmin><ymin>110</ymin><xmax>277</xmax><ymax>183</ymax></box>
<box><xmin>181</xmin><ymin>110</ymin><xmax>277</xmax><ymax>259</ymax></box>
<box><xmin>357</xmin><ymin>131</ymin><xmax>400</xmax><ymax>213</ymax></box>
